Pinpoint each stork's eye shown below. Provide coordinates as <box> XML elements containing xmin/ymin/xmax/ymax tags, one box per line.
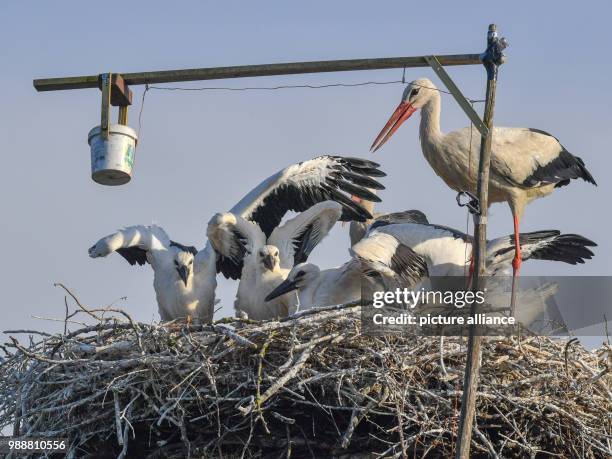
<box><xmin>189</xmin><ymin>260</ymin><xmax>193</xmax><ymax>265</ymax></box>
<box><xmin>410</xmin><ymin>87</ymin><xmax>420</xmax><ymax>98</ymax></box>
<box><xmin>296</xmin><ymin>271</ymin><xmax>305</xmax><ymax>278</ymax></box>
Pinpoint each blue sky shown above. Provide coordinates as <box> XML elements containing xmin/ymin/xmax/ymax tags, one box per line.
<box><xmin>1</xmin><ymin>1</ymin><xmax>610</xmax><ymax>342</ymax></box>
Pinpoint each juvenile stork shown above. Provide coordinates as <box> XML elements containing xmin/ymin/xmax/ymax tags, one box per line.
<box><xmin>89</xmin><ymin>156</ymin><xmax>385</xmax><ymax>322</ymax></box>
<box><xmin>370</xmin><ymin>78</ymin><xmax>596</xmax><ymax>283</ymax></box>
<box><xmin>208</xmin><ymin>201</ymin><xmax>343</xmax><ymax>320</ymax></box>
<box><xmin>89</xmin><ymin>225</ymin><xmax>217</xmax><ymax>323</ymax></box>
<box><xmin>265</xmin><ymin>229</ymin><xmax>429</xmax><ymax>310</ymax></box>
<box><xmin>218</xmin><ymin>155</ymin><xmax>386</xmax><ymax>279</ymax></box>
<box><xmin>267</xmin><ymin>221</ymin><xmax>596</xmax><ymax>311</ymax></box>
<box><xmin>368</xmin><ymin>221</ymin><xmax>597</xmax><ymax>281</ymax></box>
<box><xmin>347</xmin><ymin>193</ymin><xmax>429</xmax><ymax>245</ymax></box>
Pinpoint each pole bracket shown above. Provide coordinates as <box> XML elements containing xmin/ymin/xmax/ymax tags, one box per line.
<box><xmin>480</xmin><ymin>26</ymin><xmax>509</xmax><ymax>80</ymax></box>
<box><xmin>456</xmin><ymin>190</ymin><xmax>481</xmax><ymax>215</ymax></box>
<box><xmin>97</xmin><ymin>73</ymin><xmax>133</xmax><ymax>106</ymax></box>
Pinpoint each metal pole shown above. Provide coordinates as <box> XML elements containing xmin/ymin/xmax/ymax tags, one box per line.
<box><xmin>455</xmin><ymin>24</ymin><xmax>506</xmax><ymax>459</ymax></box>
<box><xmin>100</xmin><ymin>73</ymin><xmax>112</xmax><ymax>140</ymax></box>
<box><xmin>33</xmin><ymin>54</ymin><xmax>482</xmax><ymax>92</ymax></box>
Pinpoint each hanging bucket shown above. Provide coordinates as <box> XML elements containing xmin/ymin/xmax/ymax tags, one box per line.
<box><xmin>87</xmin><ymin>124</ymin><xmax>138</xmax><ymax>186</ymax></box>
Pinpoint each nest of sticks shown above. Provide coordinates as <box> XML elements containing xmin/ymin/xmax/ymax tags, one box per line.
<box><xmin>1</xmin><ymin>296</ymin><xmax>611</xmax><ymax>458</ymax></box>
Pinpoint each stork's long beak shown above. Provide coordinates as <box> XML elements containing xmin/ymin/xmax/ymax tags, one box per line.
<box><xmin>265</xmin><ymin>279</ymin><xmax>298</xmax><ymax>302</ymax></box>
<box><xmin>177</xmin><ymin>266</ymin><xmax>189</xmax><ymax>286</ymax></box>
<box><xmin>262</xmin><ymin>254</ymin><xmax>276</xmax><ymax>271</ymax></box>
<box><xmin>370</xmin><ymin>101</ymin><xmax>417</xmax><ymax>152</ymax></box>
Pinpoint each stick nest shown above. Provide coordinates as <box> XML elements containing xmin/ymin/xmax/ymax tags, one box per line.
<box><xmin>1</xmin><ymin>303</ymin><xmax>611</xmax><ymax>458</ymax></box>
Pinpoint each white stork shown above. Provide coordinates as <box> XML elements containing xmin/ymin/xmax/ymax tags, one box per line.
<box><xmin>89</xmin><ymin>155</ymin><xmax>385</xmax><ymax>322</ymax></box>
<box><xmin>89</xmin><ymin>225</ymin><xmax>217</xmax><ymax>323</ymax></box>
<box><xmin>265</xmin><ymin>229</ymin><xmax>428</xmax><ymax>310</ymax></box>
<box><xmin>370</xmin><ymin>78</ymin><xmax>596</xmax><ymax>284</ymax></box>
<box><xmin>347</xmin><ymin>194</ymin><xmax>429</xmax><ymax>245</ymax></box>
<box><xmin>208</xmin><ymin>201</ymin><xmax>343</xmax><ymax>320</ymax></box>
<box><xmin>368</xmin><ymin>221</ymin><xmax>596</xmax><ymax>282</ymax></box>
<box><xmin>266</xmin><ymin>220</ymin><xmax>596</xmax><ymax>310</ymax></box>
<box><xmin>216</xmin><ymin>155</ymin><xmax>386</xmax><ymax>279</ymax></box>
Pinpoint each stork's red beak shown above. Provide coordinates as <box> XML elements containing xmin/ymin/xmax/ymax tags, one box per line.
<box><xmin>370</xmin><ymin>101</ymin><xmax>417</xmax><ymax>152</ymax></box>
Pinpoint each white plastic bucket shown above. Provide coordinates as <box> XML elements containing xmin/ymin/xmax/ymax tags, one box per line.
<box><xmin>87</xmin><ymin>124</ymin><xmax>138</xmax><ymax>186</ymax></box>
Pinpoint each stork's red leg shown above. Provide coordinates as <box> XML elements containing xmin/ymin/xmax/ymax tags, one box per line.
<box><xmin>466</xmin><ymin>255</ymin><xmax>475</xmax><ymax>289</ymax></box>
<box><xmin>510</xmin><ymin>215</ymin><xmax>522</xmax><ymax>316</ymax></box>
<box><xmin>512</xmin><ymin>215</ymin><xmax>522</xmax><ymax>273</ymax></box>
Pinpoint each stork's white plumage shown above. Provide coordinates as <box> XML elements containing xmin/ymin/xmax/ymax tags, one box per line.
<box><xmin>88</xmin><ymin>155</ymin><xmax>384</xmax><ymax>322</ymax></box>
<box><xmin>217</xmin><ymin>155</ymin><xmax>386</xmax><ymax>279</ymax></box>
<box><xmin>348</xmin><ymin>194</ymin><xmax>429</xmax><ymax>246</ymax></box>
<box><xmin>265</xmin><ymin>230</ymin><xmax>428</xmax><ymax>309</ymax></box>
<box><xmin>369</xmin><ymin>221</ymin><xmax>597</xmax><ymax>282</ymax></box>
<box><xmin>88</xmin><ymin>225</ymin><xmax>217</xmax><ymax>323</ymax></box>
<box><xmin>208</xmin><ymin>201</ymin><xmax>343</xmax><ymax>320</ymax></box>
<box><xmin>371</xmin><ymin>78</ymin><xmax>596</xmax><ymax>283</ymax></box>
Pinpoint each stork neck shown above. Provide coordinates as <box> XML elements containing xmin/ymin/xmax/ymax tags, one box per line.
<box><xmin>419</xmin><ymin>92</ymin><xmax>443</xmax><ymax>144</ymax></box>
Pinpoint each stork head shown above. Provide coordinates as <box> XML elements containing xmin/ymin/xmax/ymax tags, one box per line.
<box><xmin>264</xmin><ymin>263</ymin><xmax>319</xmax><ymax>301</ymax></box>
<box><xmin>174</xmin><ymin>251</ymin><xmax>194</xmax><ymax>286</ymax></box>
<box><xmin>257</xmin><ymin>245</ymin><xmax>280</xmax><ymax>272</ymax></box>
<box><xmin>370</xmin><ymin>78</ymin><xmax>437</xmax><ymax>152</ymax></box>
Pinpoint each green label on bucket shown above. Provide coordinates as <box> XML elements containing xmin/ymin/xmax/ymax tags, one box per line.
<box><xmin>125</xmin><ymin>145</ymin><xmax>135</xmax><ymax>168</ymax></box>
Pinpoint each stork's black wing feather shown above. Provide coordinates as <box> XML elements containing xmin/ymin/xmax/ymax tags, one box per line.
<box><xmin>170</xmin><ymin>241</ymin><xmax>198</xmax><ymax>256</ymax></box>
<box><xmin>240</xmin><ymin>156</ymin><xmax>386</xmax><ymax>238</ymax></box>
<box><xmin>368</xmin><ymin>210</ymin><xmax>429</xmax><ymax>232</ymax></box>
<box><xmin>215</xmin><ymin>229</ymin><xmax>249</xmax><ymax>280</ymax></box>
<box><xmin>522</xmin><ymin>129</ymin><xmax>597</xmax><ymax>188</ymax></box>
<box><xmin>389</xmin><ymin>243</ymin><xmax>429</xmax><ymax>286</ymax></box>
<box><xmin>491</xmin><ymin>230</ymin><xmax>597</xmax><ymax>265</ymax></box>
<box><xmin>116</xmin><ymin>247</ymin><xmax>148</xmax><ymax>266</ymax></box>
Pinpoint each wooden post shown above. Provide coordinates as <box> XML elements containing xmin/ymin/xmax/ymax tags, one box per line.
<box><xmin>455</xmin><ymin>24</ymin><xmax>505</xmax><ymax>459</ymax></box>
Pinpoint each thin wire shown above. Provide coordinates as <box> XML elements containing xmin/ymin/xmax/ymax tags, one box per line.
<box><xmin>147</xmin><ymin>79</ymin><xmax>485</xmax><ymax>104</ymax></box>
<box><xmin>148</xmin><ymin>80</ymin><xmax>403</xmax><ymax>91</ymax></box>
<box><xmin>136</xmin><ymin>73</ymin><xmax>485</xmax><ymax>146</ymax></box>
<box><xmin>137</xmin><ymin>84</ymin><xmax>149</xmax><ymax>143</ymax></box>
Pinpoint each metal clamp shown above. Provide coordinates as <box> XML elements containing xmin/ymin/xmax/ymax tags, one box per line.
<box><xmin>480</xmin><ymin>25</ymin><xmax>509</xmax><ymax>80</ymax></box>
<box><xmin>456</xmin><ymin>190</ymin><xmax>481</xmax><ymax>215</ymax></box>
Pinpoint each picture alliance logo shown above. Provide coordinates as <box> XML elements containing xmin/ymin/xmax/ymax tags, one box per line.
<box><xmin>372</xmin><ymin>288</ymin><xmax>487</xmax><ymax>309</ymax></box>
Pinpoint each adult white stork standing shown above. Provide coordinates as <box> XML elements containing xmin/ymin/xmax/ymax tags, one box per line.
<box><xmin>208</xmin><ymin>201</ymin><xmax>343</xmax><ymax>320</ymax></box>
<box><xmin>370</xmin><ymin>78</ymin><xmax>596</xmax><ymax>284</ymax></box>
<box><xmin>89</xmin><ymin>225</ymin><xmax>217</xmax><ymax>323</ymax></box>
<box><xmin>88</xmin><ymin>155</ymin><xmax>385</xmax><ymax>322</ymax></box>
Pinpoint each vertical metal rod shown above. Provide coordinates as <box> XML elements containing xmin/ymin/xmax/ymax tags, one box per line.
<box><xmin>118</xmin><ymin>106</ymin><xmax>128</xmax><ymax>125</ymax></box>
<box><xmin>100</xmin><ymin>73</ymin><xmax>112</xmax><ymax>139</ymax></box>
<box><xmin>455</xmin><ymin>24</ymin><xmax>501</xmax><ymax>459</ymax></box>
